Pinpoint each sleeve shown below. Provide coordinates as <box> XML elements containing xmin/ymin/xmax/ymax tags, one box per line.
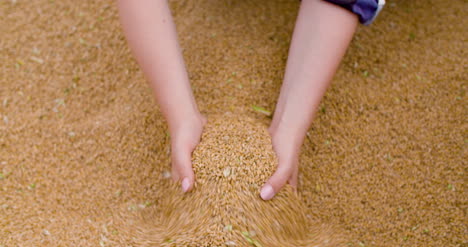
<box><xmin>324</xmin><ymin>0</ymin><xmax>385</xmax><ymax>25</ymax></box>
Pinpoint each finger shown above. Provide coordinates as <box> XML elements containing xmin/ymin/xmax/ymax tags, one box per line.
<box><xmin>172</xmin><ymin>148</ymin><xmax>195</xmax><ymax>192</ymax></box>
<box><xmin>260</xmin><ymin>164</ymin><xmax>293</xmax><ymax>201</ymax></box>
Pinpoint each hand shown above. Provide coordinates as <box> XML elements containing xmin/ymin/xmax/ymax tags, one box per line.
<box><xmin>260</xmin><ymin>126</ymin><xmax>302</xmax><ymax>200</ymax></box>
<box><xmin>118</xmin><ymin>0</ymin><xmax>206</xmax><ymax>193</ymax></box>
<box><xmin>260</xmin><ymin>0</ymin><xmax>357</xmax><ymax>201</ymax></box>
<box><xmin>170</xmin><ymin>115</ymin><xmax>206</xmax><ymax>192</ymax></box>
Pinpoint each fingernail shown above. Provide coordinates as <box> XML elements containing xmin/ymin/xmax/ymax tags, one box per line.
<box><xmin>181</xmin><ymin>177</ymin><xmax>190</xmax><ymax>192</ymax></box>
<box><xmin>260</xmin><ymin>184</ymin><xmax>275</xmax><ymax>200</ymax></box>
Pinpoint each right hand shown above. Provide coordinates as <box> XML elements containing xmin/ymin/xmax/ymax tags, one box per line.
<box><xmin>170</xmin><ymin>115</ymin><xmax>206</xmax><ymax>192</ymax></box>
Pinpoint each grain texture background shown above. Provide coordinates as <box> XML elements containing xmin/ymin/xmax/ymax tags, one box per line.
<box><xmin>0</xmin><ymin>0</ymin><xmax>466</xmax><ymax>246</ymax></box>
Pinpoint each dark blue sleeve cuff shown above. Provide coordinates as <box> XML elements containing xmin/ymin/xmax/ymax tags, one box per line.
<box><xmin>324</xmin><ymin>0</ymin><xmax>385</xmax><ymax>25</ymax></box>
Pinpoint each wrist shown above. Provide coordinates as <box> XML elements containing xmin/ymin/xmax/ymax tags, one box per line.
<box><xmin>270</xmin><ymin>116</ymin><xmax>308</xmax><ymax>143</ymax></box>
<box><xmin>269</xmin><ymin>123</ymin><xmax>305</xmax><ymax>152</ymax></box>
<box><xmin>168</xmin><ymin>112</ymin><xmax>205</xmax><ymax>138</ymax></box>
<box><xmin>268</xmin><ymin>123</ymin><xmax>304</xmax><ymax>168</ymax></box>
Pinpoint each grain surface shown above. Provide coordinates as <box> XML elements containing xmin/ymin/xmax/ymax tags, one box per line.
<box><xmin>119</xmin><ymin>115</ymin><xmax>343</xmax><ymax>246</ymax></box>
<box><xmin>0</xmin><ymin>0</ymin><xmax>466</xmax><ymax>246</ymax></box>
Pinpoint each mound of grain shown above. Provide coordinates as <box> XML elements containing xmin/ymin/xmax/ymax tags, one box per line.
<box><xmin>125</xmin><ymin>115</ymin><xmax>344</xmax><ymax>246</ymax></box>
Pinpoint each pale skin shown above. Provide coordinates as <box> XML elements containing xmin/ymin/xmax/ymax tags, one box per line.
<box><xmin>117</xmin><ymin>0</ymin><xmax>358</xmax><ymax>200</ymax></box>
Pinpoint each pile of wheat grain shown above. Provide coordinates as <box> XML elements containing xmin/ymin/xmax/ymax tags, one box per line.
<box><xmin>120</xmin><ymin>115</ymin><xmax>344</xmax><ymax>246</ymax></box>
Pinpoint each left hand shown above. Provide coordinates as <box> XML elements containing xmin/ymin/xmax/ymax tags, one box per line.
<box><xmin>260</xmin><ymin>126</ymin><xmax>303</xmax><ymax>200</ymax></box>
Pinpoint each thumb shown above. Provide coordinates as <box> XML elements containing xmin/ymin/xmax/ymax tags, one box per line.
<box><xmin>260</xmin><ymin>164</ymin><xmax>293</xmax><ymax>201</ymax></box>
<box><xmin>172</xmin><ymin>148</ymin><xmax>195</xmax><ymax>193</ymax></box>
